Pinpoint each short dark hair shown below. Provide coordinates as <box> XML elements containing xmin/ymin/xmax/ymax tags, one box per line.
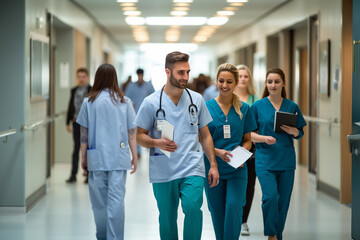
<box><xmin>136</xmin><ymin>68</ymin><xmax>144</xmax><ymax>75</ymax></box>
<box><xmin>165</xmin><ymin>51</ymin><xmax>189</xmax><ymax>70</ymax></box>
<box><xmin>76</xmin><ymin>67</ymin><xmax>89</xmax><ymax>75</ymax></box>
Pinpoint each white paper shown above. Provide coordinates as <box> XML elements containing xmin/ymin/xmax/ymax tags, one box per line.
<box><xmin>160</xmin><ymin>120</ymin><xmax>174</xmax><ymax>158</ymax></box>
<box><xmin>227</xmin><ymin>146</ymin><xmax>253</xmax><ymax>169</ymax></box>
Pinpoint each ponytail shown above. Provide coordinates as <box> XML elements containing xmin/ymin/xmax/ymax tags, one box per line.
<box><xmin>232</xmin><ymin>93</ymin><xmax>243</xmax><ymax>119</ymax></box>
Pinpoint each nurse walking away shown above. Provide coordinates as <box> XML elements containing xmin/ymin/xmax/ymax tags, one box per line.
<box><xmin>76</xmin><ymin>64</ymin><xmax>138</xmax><ymax>240</ymax></box>
<box><xmin>135</xmin><ymin>51</ymin><xmax>219</xmax><ymax>240</ymax></box>
<box><xmin>204</xmin><ymin>63</ymin><xmax>257</xmax><ymax>240</ymax></box>
<box><xmin>250</xmin><ymin>68</ymin><xmax>306</xmax><ymax>240</ymax></box>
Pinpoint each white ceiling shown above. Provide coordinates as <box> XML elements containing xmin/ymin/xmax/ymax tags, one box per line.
<box><xmin>73</xmin><ymin>0</ymin><xmax>290</xmax><ymax>47</ymax></box>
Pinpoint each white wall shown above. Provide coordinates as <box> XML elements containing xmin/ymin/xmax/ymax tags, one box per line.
<box><xmin>215</xmin><ymin>0</ymin><xmax>342</xmax><ymax>190</ymax></box>
<box><xmin>24</xmin><ymin>0</ymin><xmax>123</xmax><ymax>199</ymax></box>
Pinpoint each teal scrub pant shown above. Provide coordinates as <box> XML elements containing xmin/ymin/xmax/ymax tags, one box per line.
<box><xmin>257</xmin><ymin>169</ymin><xmax>294</xmax><ymax>240</ymax></box>
<box><xmin>204</xmin><ymin>170</ymin><xmax>247</xmax><ymax>240</ymax></box>
<box><xmin>152</xmin><ymin>176</ymin><xmax>204</xmax><ymax>240</ymax></box>
<box><xmin>88</xmin><ymin>170</ymin><xmax>127</xmax><ymax>240</ymax></box>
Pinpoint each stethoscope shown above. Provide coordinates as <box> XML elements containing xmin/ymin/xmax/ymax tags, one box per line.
<box><xmin>156</xmin><ymin>85</ymin><xmax>199</xmax><ymax>128</ymax></box>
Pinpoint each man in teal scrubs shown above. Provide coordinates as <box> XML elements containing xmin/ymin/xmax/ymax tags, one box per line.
<box><xmin>135</xmin><ymin>51</ymin><xmax>219</xmax><ymax>240</ymax></box>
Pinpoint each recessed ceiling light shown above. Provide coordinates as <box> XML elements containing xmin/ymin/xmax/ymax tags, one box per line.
<box><xmin>125</xmin><ymin>17</ymin><xmax>145</xmax><ymax>25</ymax></box>
<box><xmin>122</xmin><ymin>7</ymin><xmax>137</xmax><ymax>11</ymax></box>
<box><xmin>124</xmin><ymin>11</ymin><xmax>141</xmax><ymax>16</ymax></box>
<box><xmin>170</xmin><ymin>11</ymin><xmax>188</xmax><ymax>16</ymax></box>
<box><xmin>173</xmin><ymin>3</ymin><xmax>190</xmax><ymax>6</ymax></box>
<box><xmin>173</xmin><ymin>7</ymin><xmax>190</xmax><ymax>11</ymax></box>
<box><xmin>224</xmin><ymin>7</ymin><xmax>239</xmax><ymax>11</ymax></box>
<box><xmin>120</xmin><ymin>3</ymin><xmax>135</xmax><ymax>6</ymax></box>
<box><xmin>227</xmin><ymin>0</ymin><xmax>247</xmax><ymax>2</ymax></box>
<box><xmin>207</xmin><ymin>17</ymin><xmax>229</xmax><ymax>26</ymax></box>
<box><xmin>194</xmin><ymin>36</ymin><xmax>207</xmax><ymax>42</ymax></box>
<box><xmin>146</xmin><ymin>17</ymin><xmax>207</xmax><ymax>25</ymax></box>
<box><xmin>173</xmin><ymin>0</ymin><xmax>193</xmax><ymax>2</ymax></box>
<box><xmin>216</xmin><ymin>11</ymin><xmax>235</xmax><ymax>16</ymax></box>
<box><xmin>117</xmin><ymin>0</ymin><xmax>138</xmax><ymax>2</ymax></box>
<box><xmin>229</xmin><ymin>3</ymin><xmax>244</xmax><ymax>6</ymax></box>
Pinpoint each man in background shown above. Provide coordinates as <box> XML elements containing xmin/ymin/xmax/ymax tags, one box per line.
<box><xmin>66</xmin><ymin>67</ymin><xmax>91</xmax><ymax>183</ymax></box>
<box><xmin>125</xmin><ymin>68</ymin><xmax>155</xmax><ymax>158</ymax></box>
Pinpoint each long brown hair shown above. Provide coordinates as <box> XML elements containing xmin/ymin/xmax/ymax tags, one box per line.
<box><xmin>216</xmin><ymin>63</ymin><xmax>243</xmax><ymax>119</ymax></box>
<box><xmin>261</xmin><ymin>67</ymin><xmax>286</xmax><ymax>98</ymax></box>
<box><xmin>88</xmin><ymin>64</ymin><xmax>124</xmax><ymax>103</ymax></box>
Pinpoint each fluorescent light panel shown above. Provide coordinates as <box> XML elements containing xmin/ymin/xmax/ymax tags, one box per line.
<box><xmin>229</xmin><ymin>2</ymin><xmax>244</xmax><ymax>6</ymax></box>
<box><xmin>207</xmin><ymin>17</ymin><xmax>228</xmax><ymax>25</ymax></box>
<box><xmin>117</xmin><ymin>0</ymin><xmax>137</xmax><ymax>2</ymax></box>
<box><xmin>173</xmin><ymin>7</ymin><xmax>190</xmax><ymax>11</ymax></box>
<box><xmin>125</xmin><ymin>17</ymin><xmax>145</xmax><ymax>25</ymax></box>
<box><xmin>173</xmin><ymin>3</ymin><xmax>190</xmax><ymax>6</ymax></box>
<box><xmin>216</xmin><ymin>11</ymin><xmax>235</xmax><ymax>16</ymax></box>
<box><xmin>227</xmin><ymin>0</ymin><xmax>248</xmax><ymax>2</ymax></box>
<box><xmin>122</xmin><ymin>7</ymin><xmax>137</xmax><ymax>11</ymax></box>
<box><xmin>146</xmin><ymin>17</ymin><xmax>207</xmax><ymax>25</ymax></box>
<box><xmin>120</xmin><ymin>3</ymin><xmax>135</xmax><ymax>6</ymax></box>
<box><xmin>173</xmin><ymin>0</ymin><xmax>193</xmax><ymax>2</ymax></box>
<box><xmin>124</xmin><ymin>11</ymin><xmax>141</xmax><ymax>16</ymax></box>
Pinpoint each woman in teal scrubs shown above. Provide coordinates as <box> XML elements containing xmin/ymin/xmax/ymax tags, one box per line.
<box><xmin>234</xmin><ymin>64</ymin><xmax>259</xmax><ymax>236</ymax></box>
<box><xmin>251</xmin><ymin>68</ymin><xmax>306</xmax><ymax>240</ymax></box>
<box><xmin>204</xmin><ymin>63</ymin><xmax>257</xmax><ymax>240</ymax></box>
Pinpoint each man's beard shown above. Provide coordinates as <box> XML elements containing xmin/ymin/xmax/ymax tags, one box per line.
<box><xmin>169</xmin><ymin>72</ymin><xmax>186</xmax><ymax>89</ymax></box>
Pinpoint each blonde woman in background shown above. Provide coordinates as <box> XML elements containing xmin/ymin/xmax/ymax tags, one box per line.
<box><xmin>234</xmin><ymin>64</ymin><xmax>259</xmax><ymax>236</ymax></box>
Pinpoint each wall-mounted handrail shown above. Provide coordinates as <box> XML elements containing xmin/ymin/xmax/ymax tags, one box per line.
<box><xmin>20</xmin><ymin>111</ymin><xmax>66</xmax><ymax>132</ymax></box>
<box><xmin>0</xmin><ymin>128</ymin><xmax>17</xmax><ymax>143</ymax></box>
<box><xmin>303</xmin><ymin>115</ymin><xmax>340</xmax><ymax>125</ymax></box>
<box><xmin>303</xmin><ymin>115</ymin><xmax>340</xmax><ymax>136</ymax></box>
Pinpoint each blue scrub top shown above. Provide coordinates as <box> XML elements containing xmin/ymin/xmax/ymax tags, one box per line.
<box><xmin>125</xmin><ymin>81</ymin><xmax>155</xmax><ymax>113</ymax></box>
<box><xmin>76</xmin><ymin>89</ymin><xmax>136</xmax><ymax>171</ymax></box>
<box><xmin>251</xmin><ymin>97</ymin><xmax>307</xmax><ymax>171</ymax></box>
<box><xmin>203</xmin><ymin>85</ymin><xmax>219</xmax><ymax>102</ymax></box>
<box><xmin>204</xmin><ymin>99</ymin><xmax>257</xmax><ymax>178</ymax></box>
<box><xmin>134</xmin><ymin>88</ymin><xmax>213</xmax><ymax>183</ymax></box>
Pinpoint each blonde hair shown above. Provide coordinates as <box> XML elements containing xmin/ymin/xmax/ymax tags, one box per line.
<box><xmin>216</xmin><ymin>63</ymin><xmax>243</xmax><ymax>119</ymax></box>
<box><xmin>236</xmin><ymin>64</ymin><xmax>257</xmax><ymax>95</ymax></box>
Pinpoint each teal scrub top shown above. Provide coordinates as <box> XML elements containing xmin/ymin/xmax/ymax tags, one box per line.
<box><xmin>246</xmin><ymin>94</ymin><xmax>259</xmax><ymax>106</ymax></box>
<box><xmin>251</xmin><ymin>97</ymin><xmax>307</xmax><ymax>171</ymax></box>
<box><xmin>204</xmin><ymin>99</ymin><xmax>257</xmax><ymax>178</ymax></box>
<box><xmin>134</xmin><ymin>88</ymin><xmax>213</xmax><ymax>183</ymax></box>
<box><xmin>76</xmin><ymin>89</ymin><xmax>136</xmax><ymax>171</ymax></box>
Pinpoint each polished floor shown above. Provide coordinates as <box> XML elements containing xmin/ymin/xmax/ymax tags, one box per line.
<box><xmin>0</xmin><ymin>151</ymin><xmax>351</xmax><ymax>240</ymax></box>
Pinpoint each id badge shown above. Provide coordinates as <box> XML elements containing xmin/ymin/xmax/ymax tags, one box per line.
<box><xmin>223</xmin><ymin>125</ymin><xmax>231</xmax><ymax>139</ymax></box>
<box><xmin>157</xmin><ymin>120</ymin><xmax>164</xmax><ymax>131</ymax></box>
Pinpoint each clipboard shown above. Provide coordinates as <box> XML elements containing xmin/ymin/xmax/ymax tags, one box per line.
<box><xmin>274</xmin><ymin>111</ymin><xmax>297</xmax><ymax>133</ymax></box>
<box><xmin>160</xmin><ymin>120</ymin><xmax>174</xmax><ymax>158</ymax></box>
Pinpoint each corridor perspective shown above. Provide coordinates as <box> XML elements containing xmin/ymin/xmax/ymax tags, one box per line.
<box><xmin>1</xmin><ymin>0</ymin><xmax>360</xmax><ymax>239</ymax></box>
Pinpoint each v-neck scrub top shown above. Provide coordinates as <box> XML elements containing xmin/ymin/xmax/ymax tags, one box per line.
<box><xmin>204</xmin><ymin>99</ymin><xmax>257</xmax><ymax>178</ymax></box>
<box><xmin>251</xmin><ymin>98</ymin><xmax>307</xmax><ymax>171</ymax></box>
<box><xmin>134</xmin><ymin>88</ymin><xmax>213</xmax><ymax>183</ymax></box>
<box><xmin>76</xmin><ymin>90</ymin><xmax>136</xmax><ymax>171</ymax></box>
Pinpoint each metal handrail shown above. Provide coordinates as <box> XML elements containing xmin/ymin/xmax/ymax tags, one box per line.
<box><xmin>20</xmin><ymin>111</ymin><xmax>66</xmax><ymax>132</ymax></box>
<box><xmin>0</xmin><ymin>128</ymin><xmax>17</xmax><ymax>143</ymax></box>
<box><xmin>303</xmin><ymin>115</ymin><xmax>340</xmax><ymax>126</ymax></box>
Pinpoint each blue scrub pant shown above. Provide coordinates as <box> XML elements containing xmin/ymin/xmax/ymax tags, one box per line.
<box><xmin>204</xmin><ymin>171</ymin><xmax>247</xmax><ymax>240</ymax></box>
<box><xmin>152</xmin><ymin>176</ymin><xmax>204</xmax><ymax>240</ymax></box>
<box><xmin>257</xmin><ymin>169</ymin><xmax>294</xmax><ymax>240</ymax></box>
<box><xmin>88</xmin><ymin>170</ymin><xmax>127</xmax><ymax>240</ymax></box>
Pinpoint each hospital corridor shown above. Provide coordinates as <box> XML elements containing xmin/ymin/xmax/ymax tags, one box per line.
<box><xmin>1</xmin><ymin>0</ymin><xmax>360</xmax><ymax>239</ymax></box>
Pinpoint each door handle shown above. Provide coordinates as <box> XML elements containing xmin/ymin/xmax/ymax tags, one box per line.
<box><xmin>347</xmin><ymin>134</ymin><xmax>360</xmax><ymax>155</ymax></box>
<box><xmin>353</xmin><ymin>40</ymin><xmax>360</xmax><ymax>72</ymax></box>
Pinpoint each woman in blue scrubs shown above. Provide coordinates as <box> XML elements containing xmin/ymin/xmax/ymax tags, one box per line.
<box><xmin>251</xmin><ymin>68</ymin><xmax>306</xmax><ymax>240</ymax></box>
<box><xmin>76</xmin><ymin>64</ymin><xmax>138</xmax><ymax>240</ymax></box>
<box><xmin>234</xmin><ymin>64</ymin><xmax>259</xmax><ymax>236</ymax></box>
<box><xmin>204</xmin><ymin>63</ymin><xmax>257</xmax><ymax>240</ymax></box>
